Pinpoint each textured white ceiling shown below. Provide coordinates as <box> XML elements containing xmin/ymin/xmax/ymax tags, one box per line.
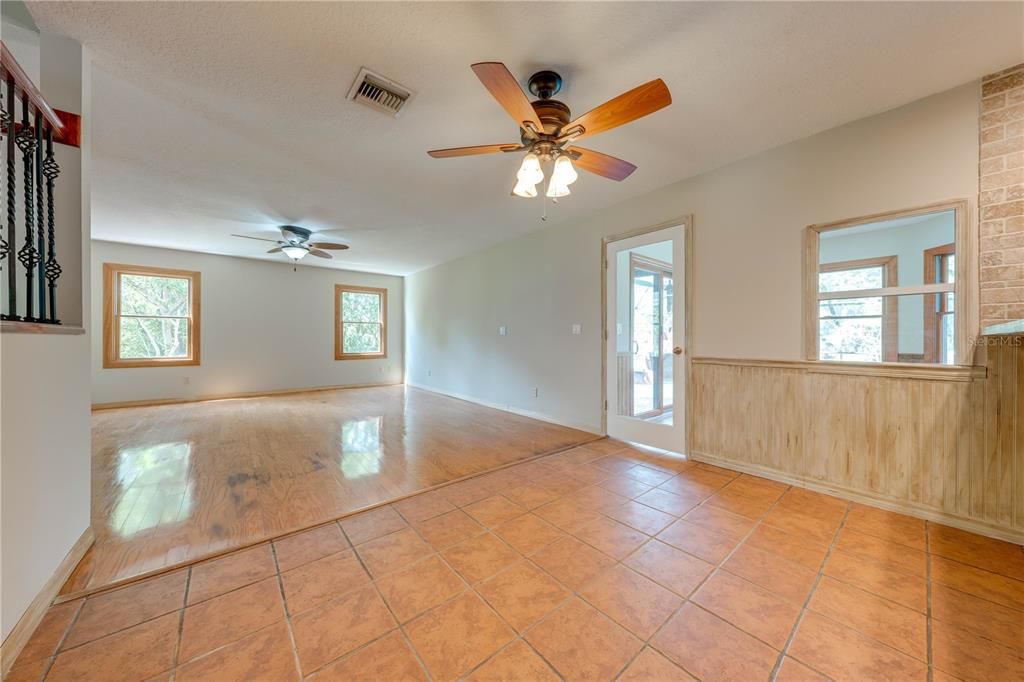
<box><xmin>27</xmin><ymin>2</ymin><xmax>1024</xmax><ymax>275</ymax></box>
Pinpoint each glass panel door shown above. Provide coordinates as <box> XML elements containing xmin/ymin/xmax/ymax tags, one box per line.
<box><xmin>631</xmin><ymin>267</ymin><xmax>660</xmax><ymax>418</ymax></box>
<box><xmin>605</xmin><ymin>226</ymin><xmax>685</xmax><ymax>453</ymax></box>
<box><xmin>661</xmin><ymin>274</ymin><xmax>674</xmax><ymax>414</ymax></box>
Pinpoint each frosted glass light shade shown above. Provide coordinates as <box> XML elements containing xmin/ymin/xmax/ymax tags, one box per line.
<box><xmin>281</xmin><ymin>245</ymin><xmax>308</xmax><ymax>260</ymax></box>
<box><xmin>550</xmin><ymin>155</ymin><xmax>578</xmax><ymax>186</ymax></box>
<box><xmin>545</xmin><ymin>182</ymin><xmax>570</xmax><ymax>198</ymax></box>
<box><xmin>517</xmin><ymin>153</ymin><xmax>544</xmax><ymax>185</ymax></box>
<box><xmin>512</xmin><ymin>179</ymin><xmax>538</xmax><ymax>198</ymax></box>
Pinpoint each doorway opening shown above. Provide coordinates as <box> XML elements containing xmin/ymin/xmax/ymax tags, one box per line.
<box><xmin>604</xmin><ymin>220</ymin><xmax>689</xmax><ymax>453</ymax></box>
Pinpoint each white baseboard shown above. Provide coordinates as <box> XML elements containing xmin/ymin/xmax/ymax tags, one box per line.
<box><xmin>689</xmin><ymin>451</ymin><xmax>1024</xmax><ymax>545</ymax></box>
<box><xmin>1</xmin><ymin>527</ymin><xmax>94</xmax><ymax>676</ymax></box>
<box><xmin>92</xmin><ymin>381</ymin><xmax>402</xmax><ymax>411</ymax></box>
<box><xmin>406</xmin><ymin>383</ymin><xmax>603</xmax><ymax>436</ymax></box>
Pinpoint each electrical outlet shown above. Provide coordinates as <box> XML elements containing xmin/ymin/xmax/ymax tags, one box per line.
<box><xmin>499</xmin><ymin>325</ymin><xmax>508</xmax><ymax>336</ymax></box>
<box><xmin>183</xmin><ymin>376</ymin><xmax>190</xmax><ymax>385</ymax></box>
<box><xmin>571</xmin><ymin>323</ymin><xmax>582</xmax><ymax>335</ymax></box>
<box><xmin>427</xmin><ymin>369</ymin><xmax>432</xmax><ymax>377</ymax></box>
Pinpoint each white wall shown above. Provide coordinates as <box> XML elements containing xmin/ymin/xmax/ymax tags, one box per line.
<box><xmin>1</xmin><ymin>29</ymin><xmax>91</xmax><ymax>641</ymax></box>
<box><xmin>405</xmin><ymin>81</ymin><xmax>979</xmax><ymax>433</ymax></box>
<box><xmin>90</xmin><ymin>242</ymin><xmax>404</xmax><ymax>404</ymax></box>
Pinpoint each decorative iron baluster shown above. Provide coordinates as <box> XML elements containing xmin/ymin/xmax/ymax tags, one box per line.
<box><xmin>34</xmin><ymin>110</ymin><xmax>45</xmax><ymax>316</ymax></box>
<box><xmin>42</xmin><ymin>127</ymin><xmax>60</xmax><ymax>323</ymax></box>
<box><xmin>15</xmin><ymin>94</ymin><xmax>38</xmax><ymax>320</ymax></box>
<box><xmin>0</xmin><ymin>80</ymin><xmax>8</xmax><ymax>275</ymax></box>
<box><xmin>3</xmin><ymin>79</ymin><xmax>18</xmax><ymax>320</ymax></box>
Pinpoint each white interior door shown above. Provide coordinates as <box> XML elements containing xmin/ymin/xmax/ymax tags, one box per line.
<box><xmin>605</xmin><ymin>225</ymin><xmax>685</xmax><ymax>452</ymax></box>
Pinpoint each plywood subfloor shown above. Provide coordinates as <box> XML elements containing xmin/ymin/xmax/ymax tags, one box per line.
<box><xmin>61</xmin><ymin>385</ymin><xmax>595</xmax><ymax>597</ymax></box>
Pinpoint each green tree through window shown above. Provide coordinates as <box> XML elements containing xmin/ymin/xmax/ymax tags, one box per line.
<box><xmin>336</xmin><ymin>285</ymin><xmax>387</xmax><ymax>359</ymax></box>
<box><xmin>104</xmin><ymin>264</ymin><xmax>200</xmax><ymax>367</ymax></box>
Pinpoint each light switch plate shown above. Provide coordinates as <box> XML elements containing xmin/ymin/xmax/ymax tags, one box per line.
<box><xmin>571</xmin><ymin>324</ymin><xmax>582</xmax><ymax>335</ymax></box>
<box><xmin>499</xmin><ymin>325</ymin><xmax>508</xmax><ymax>336</ymax></box>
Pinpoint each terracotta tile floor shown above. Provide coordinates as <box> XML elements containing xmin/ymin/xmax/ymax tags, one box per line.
<box><xmin>10</xmin><ymin>440</ymin><xmax>1024</xmax><ymax>681</ymax></box>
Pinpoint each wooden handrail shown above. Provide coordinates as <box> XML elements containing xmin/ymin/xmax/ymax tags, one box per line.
<box><xmin>1</xmin><ymin>41</ymin><xmax>63</xmax><ymax>132</ymax></box>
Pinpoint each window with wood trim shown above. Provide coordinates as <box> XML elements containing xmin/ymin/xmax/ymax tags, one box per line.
<box><xmin>805</xmin><ymin>200</ymin><xmax>973</xmax><ymax>366</ymax></box>
<box><xmin>923</xmin><ymin>243</ymin><xmax>955</xmax><ymax>364</ymax></box>
<box><xmin>818</xmin><ymin>257</ymin><xmax>898</xmax><ymax>362</ymax></box>
<box><xmin>335</xmin><ymin>284</ymin><xmax>387</xmax><ymax>360</ymax></box>
<box><xmin>103</xmin><ymin>263</ymin><xmax>201</xmax><ymax>368</ymax></box>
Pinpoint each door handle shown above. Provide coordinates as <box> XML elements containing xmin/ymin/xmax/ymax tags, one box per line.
<box><xmin>673</xmin><ymin>347</ymin><xmax>683</xmax><ymax>355</ymax></box>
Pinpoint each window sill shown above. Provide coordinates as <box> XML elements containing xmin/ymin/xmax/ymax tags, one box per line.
<box><xmin>1</xmin><ymin>320</ymin><xmax>85</xmax><ymax>335</ymax></box>
<box><xmin>103</xmin><ymin>358</ymin><xmax>200</xmax><ymax>369</ymax></box>
<box><xmin>981</xmin><ymin>319</ymin><xmax>1024</xmax><ymax>337</ymax></box>
<box><xmin>692</xmin><ymin>357</ymin><xmax>986</xmax><ymax>382</ymax></box>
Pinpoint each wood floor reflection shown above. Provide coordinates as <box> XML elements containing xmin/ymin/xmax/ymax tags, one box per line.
<box><xmin>61</xmin><ymin>385</ymin><xmax>595</xmax><ymax>597</ymax></box>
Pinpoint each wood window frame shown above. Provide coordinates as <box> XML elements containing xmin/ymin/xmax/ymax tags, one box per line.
<box><xmin>923</xmin><ymin>242</ymin><xmax>956</xmax><ymax>364</ymax></box>
<box><xmin>819</xmin><ymin>256</ymin><xmax>899</xmax><ymax>363</ymax></box>
<box><xmin>334</xmin><ymin>284</ymin><xmax>388</xmax><ymax>360</ymax></box>
<box><xmin>102</xmin><ymin>263</ymin><xmax>201</xmax><ymax>368</ymax></box>
<box><xmin>803</xmin><ymin>199</ymin><xmax>976</xmax><ymax>366</ymax></box>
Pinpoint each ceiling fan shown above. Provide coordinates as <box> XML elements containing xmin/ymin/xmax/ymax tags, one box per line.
<box><xmin>231</xmin><ymin>225</ymin><xmax>349</xmax><ymax>262</ymax></box>
<box><xmin>428</xmin><ymin>63</ymin><xmax>671</xmax><ymax>199</ymax></box>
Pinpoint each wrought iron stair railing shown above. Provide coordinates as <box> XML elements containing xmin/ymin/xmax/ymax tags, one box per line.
<box><xmin>0</xmin><ymin>42</ymin><xmax>66</xmax><ymax>325</ymax></box>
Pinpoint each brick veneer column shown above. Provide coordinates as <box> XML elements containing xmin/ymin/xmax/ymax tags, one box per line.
<box><xmin>979</xmin><ymin>64</ymin><xmax>1024</xmax><ymax>328</ymax></box>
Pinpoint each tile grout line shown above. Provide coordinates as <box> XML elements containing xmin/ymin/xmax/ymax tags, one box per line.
<box><xmin>167</xmin><ymin>566</ymin><xmax>192</xmax><ymax>682</ymax></box>
<box><xmin>415</xmin><ymin>520</ymin><xmax>560</xmax><ymax>655</ymax></box>
<box><xmin>268</xmin><ymin>542</ymin><xmax>306</xmax><ymax>681</ymax></box>
<box><xmin>454</xmin><ymin>548</ymin><xmax>571</xmax><ymax>681</ymax></box>
<box><xmin>925</xmin><ymin>520</ymin><xmax>934</xmax><ymax>682</ymax></box>
<box><xmin>41</xmin><ymin>573</ymin><xmax>195</xmax><ymax>659</ymax></box>
<box><xmin>768</xmin><ymin>501</ymin><xmax>852</xmax><ymax>681</ymax></box>
<box><xmin>638</xmin><ymin>480</ymin><xmax>795</xmax><ymax>680</ymax></box>
<box><xmin>446</xmin><ymin>459</ymin><xmax>751</xmax><ymax>679</ymax></box>
<box><xmin>354</xmin><ymin>454</ymin><xmax>654</xmax><ymax>679</ymax></box>
<box><xmin>36</xmin><ymin>595</ymin><xmax>86</xmax><ymax>681</ymax></box>
<box><xmin>340</xmin><ymin>523</ymin><xmax>437</xmax><ymax>682</ymax></box>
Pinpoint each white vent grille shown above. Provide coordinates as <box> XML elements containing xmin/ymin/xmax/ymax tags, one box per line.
<box><xmin>347</xmin><ymin>67</ymin><xmax>413</xmax><ymax>117</ymax></box>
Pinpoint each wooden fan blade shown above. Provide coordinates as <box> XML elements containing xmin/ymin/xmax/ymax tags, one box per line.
<box><xmin>428</xmin><ymin>144</ymin><xmax>522</xmax><ymax>158</ymax></box>
<box><xmin>570</xmin><ymin>147</ymin><xmax>637</xmax><ymax>181</ymax></box>
<box><xmin>232</xmin><ymin>234</ymin><xmax>283</xmax><ymax>243</ymax></box>
<box><xmin>309</xmin><ymin>242</ymin><xmax>350</xmax><ymax>250</ymax></box>
<box><xmin>308</xmin><ymin>248</ymin><xmax>333</xmax><ymax>259</ymax></box>
<box><xmin>471</xmin><ymin>62</ymin><xmax>544</xmax><ymax>134</ymax></box>
<box><xmin>561</xmin><ymin>79</ymin><xmax>671</xmax><ymax>142</ymax></box>
<box><xmin>267</xmin><ymin>246</ymin><xmax>283</xmax><ymax>253</ymax></box>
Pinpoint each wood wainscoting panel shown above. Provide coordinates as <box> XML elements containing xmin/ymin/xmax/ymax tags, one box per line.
<box><xmin>689</xmin><ymin>348</ymin><xmax>1022</xmax><ymax>540</ymax></box>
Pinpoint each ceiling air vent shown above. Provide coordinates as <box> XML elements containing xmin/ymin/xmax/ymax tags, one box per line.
<box><xmin>347</xmin><ymin>67</ymin><xmax>414</xmax><ymax>117</ymax></box>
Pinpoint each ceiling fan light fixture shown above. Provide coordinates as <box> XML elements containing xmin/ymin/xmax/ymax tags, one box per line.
<box><xmin>550</xmin><ymin>154</ymin><xmax>578</xmax><ymax>187</ymax></box>
<box><xmin>281</xmin><ymin>245</ymin><xmax>308</xmax><ymax>260</ymax></box>
<box><xmin>512</xmin><ymin>179</ymin><xmax>538</xmax><ymax>198</ymax></box>
<box><xmin>517</xmin><ymin>152</ymin><xmax>544</xmax><ymax>185</ymax></box>
<box><xmin>545</xmin><ymin>181</ymin><xmax>571</xmax><ymax>198</ymax></box>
